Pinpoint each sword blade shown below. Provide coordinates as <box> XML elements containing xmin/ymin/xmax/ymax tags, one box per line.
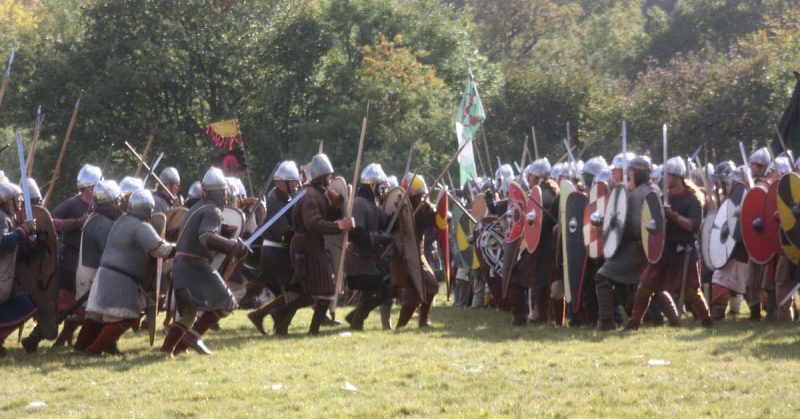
<box><xmin>244</xmin><ymin>188</ymin><xmax>307</xmax><ymax>247</ymax></box>
<box><xmin>15</xmin><ymin>132</ymin><xmax>33</xmax><ymax>221</ymax></box>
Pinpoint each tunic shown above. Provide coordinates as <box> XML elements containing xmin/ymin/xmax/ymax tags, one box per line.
<box><xmin>52</xmin><ymin>195</ymin><xmax>91</xmax><ymax>292</ymax></box>
<box><xmin>290</xmin><ymin>184</ymin><xmax>342</xmax><ymax>296</ymax></box>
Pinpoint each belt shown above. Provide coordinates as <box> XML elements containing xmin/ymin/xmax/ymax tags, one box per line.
<box><xmin>176</xmin><ymin>252</ymin><xmax>211</xmax><ymax>262</ymax></box>
<box><xmin>99</xmin><ymin>265</ymin><xmax>136</xmax><ymax>283</ymax></box>
<box><xmin>262</xmin><ymin>239</ymin><xmax>288</xmax><ymax>249</ymax></box>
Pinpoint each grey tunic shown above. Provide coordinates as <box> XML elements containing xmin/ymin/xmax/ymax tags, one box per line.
<box><xmin>86</xmin><ymin>214</ymin><xmax>163</xmax><ymax>320</ymax></box>
<box><xmin>172</xmin><ymin>199</ymin><xmax>236</xmax><ymax>311</ymax></box>
<box><xmin>153</xmin><ymin>190</ymin><xmax>173</xmax><ymax>214</ymax></box>
<box><xmin>597</xmin><ymin>182</ymin><xmax>657</xmax><ymax>284</ymax></box>
<box><xmin>344</xmin><ymin>195</ymin><xmax>387</xmax><ymax>277</ymax></box>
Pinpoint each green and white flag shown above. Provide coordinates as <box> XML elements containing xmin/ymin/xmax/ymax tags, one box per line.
<box><xmin>455</xmin><ymin>69</ymin><xmax>485</xmax><ymax>187</ymax></box>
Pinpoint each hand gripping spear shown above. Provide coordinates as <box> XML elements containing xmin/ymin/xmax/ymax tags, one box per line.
<box><xmin>331</xmin><ymin>103</ymin><xmax>369</xmax><ymax>313</ymax></box>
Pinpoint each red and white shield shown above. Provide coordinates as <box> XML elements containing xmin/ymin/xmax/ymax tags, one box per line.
<box><xmin>524</xmin><ymin>185</ymin><xmax>543</xmax><ymax>253</ymax></box>
<box><xmin>583</xmin><ymin>181</ymin><xmax>609</xmax><ymax>259</ymax></box>
<box><xmin>506</xmin><ymin>182</ymin><xmax>527</xmax><ymax>243</ymax></box>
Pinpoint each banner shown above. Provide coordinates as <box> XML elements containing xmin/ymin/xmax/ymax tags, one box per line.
<box><xmin>454</xmin><ymin>69</ymin><xmax>485</xmax><ymax>187</ymax></box>
<box><xmin>205</xmin><ymin>119</ymin><xmax>240</xmax><ymax>150</ymax></box>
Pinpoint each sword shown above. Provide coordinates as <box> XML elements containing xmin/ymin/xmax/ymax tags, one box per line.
<box><xmin>143</xmin><ymin>152</ymin><xmax>164</xmax><ymax>187</ymax></box>
<box><xmin>16</xmin><ymin>132</ymin><xmax>34</xmax><ymax>223</ymax></box>
<box><xmin>622</xmin><ymin>121</ymin><xmax>628</xmax><ymax>188</ymax></box>
<box><xmin>101</xmin><ymin>142</ymin><xmax>115</xmax><ymax>173</ymax></box>
<box><xmin>244</xmin><ymin>188</ymin><xmax>307</xmax><ymax>247</ymax></box>
<box><xmin>738</xmin><ymin>142</ymin><xmax>754</xmax><ymax>188</ymax></box>
<box><xmin>0</xmin><ymin>47</ymin><xmax>15</xmax><ymax>109</ymax></box>
<box><xmin>663</xmin><ymin>124</ymin><xmax>669</xmax><ymax>207</ymax></box>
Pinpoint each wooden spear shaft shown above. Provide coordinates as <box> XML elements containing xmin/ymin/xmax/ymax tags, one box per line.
<box><xmin>136</xmin><ymin>133</ymin><xmax>155</xmax><ymax>178</ymax></box>
<box><xmin>43</xmin><ymin>94</ymin><xmax>81</xmax><ymax>207</ymax></box>
<box><xmin>331</xmin><ymin>103</ymin><xmax>369</xmax><ymax>312</ymax></box>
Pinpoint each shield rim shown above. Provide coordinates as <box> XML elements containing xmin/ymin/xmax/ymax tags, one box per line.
<box><xmin>640</xmin><ymin>190</ymin><xmax>666</xmax><ymax>264</ymax></box>
<box><xmin>602</xmin><ymin>184</ymin><xmax>627</xmax><ymax>259</ymax></box>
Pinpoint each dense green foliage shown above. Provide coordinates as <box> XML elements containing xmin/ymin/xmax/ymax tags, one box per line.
<box><xmin>0</xmin><ymin>0</ymin><xmax>798</xmax><ymax>201</ymax></box>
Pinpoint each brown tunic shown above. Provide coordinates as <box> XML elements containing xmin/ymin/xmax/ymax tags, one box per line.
<box><xmin>289</xmin><ymin>184</ymin><xmax>342</xmax><ymax>296</ymax></box>
<box><xmin>413</xmin><ymin>200</ymin><xmax>439</xmax><ymax>295</ymax></box>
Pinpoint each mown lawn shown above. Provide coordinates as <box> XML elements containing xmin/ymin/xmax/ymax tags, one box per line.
<box><xmin>2</xmin><ymin>292</ymin><xmax>800</xmax><ymax>418</ymax></box>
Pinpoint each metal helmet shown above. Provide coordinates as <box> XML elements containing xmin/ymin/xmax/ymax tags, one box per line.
<box><xmin>714</xmin><ymin>161</ymin><xmax>736</xmax><ymax>183</ymax></box>
<box><xmin>402</xmin><ymin>173</ymin><xmax>428</xmax><ymax>196</ymax></box>
<box><xmin>274</xmin><ymin>160</ymin><xmax>301</xmax><ymax>181</ymax></box>
<box><xmin>596</xmin><ymin>167</ymin><xmax>612</xmax><ymax>184</ymax></box>
<box><xmin>629</xmin><ymin>156</ymin><xmax>652</xmax><ymax>173</ymax></box>
<box><xmin>583</xmin><ymin>156</ymin><xmax>608</xmax><ymax>177</ymax></box>
<box><xmin>202</xmin><ymin>167</ymin><xmax>228</xmax><ymax>191</ymax></box>
<box><xmin>550</xmin><ymin>162</ymin><xmax>564</xmax><ymax>179</ymax></box>
<box><xmin>26</xmin><ymin>178</ymin><xmax>42</xmax><ymax>201</ymax></box>
<box><xmin>650</xmin><ymin>165</ymin><xmax>662</xmax><ymax>183</ymax></box>
<box><xmin>561</xmin><ymin>163</ymin><xmax>580</xmax><ymax>180</ymax></box>
<box><xmin>525</xmin><ymin>158</ymin><xmax>551</xmax><ymax>178</ymax></box>
<box><xmin>611</xmin><ymin>152</ymin><xmax>637</xmax><ymax>168</ymax></box>
<box><xmin>0</xmin><ymin>181</ymin><xmax>21</xmax><ymax>204</ymax></box>
<box><xmin>159</xmin><ymin>167</ymin><xmax>180</xmax><ymax>185</ymax></box>
<box><xmin>77</xmin><ymin>164</ymin><xmax>103</xmax><ymax>189</ymax></box>
<box><xmin>749</xmin><ymin>147</ymin><xmax>771</xmax><ymax>166</ymax></box>
<box><xmin>664</xmin><ymin>156</ymin><xmax>687</xmax><ymax>177</ymax></box>
<box><xmin>495</xmin><ymin>164</ymin><xmax>514</xmax><ymax>183</ymax></box>
<box><xmin>386</xmin><ymin>175</ymin><xmax>399</xmax><ymax>189</ymax></box>
<box><xmin>768</xmin><ymin>156</ymin><xmax>791</xmax><ymax>175</ymax></box>
<box><xmin>187</xmin><ymin>181</ymin><xmax>203</xmax><ymax>200</ymax></box>
<box><xmin>119</xmin><ymin>176</ymin><xmax>144</xmax><ymax>195</ymax></box>
<box><xmin>309</xmin><ymin>153</ymin><xmax>334</xmax><ymax>179</ymax></box>
<box><xmin>728</xmin><ymin>165</ymin><xmax>746</xmax><ymax>184</ymax></box>
<box><xmin>227</xmin><ymin>177</ymin><xmax>246</xmax><ymax>197</ymax></box>
<box><xmin>128</xmin><ymin>189</ymin><xmax>155</xmax><ymax>218</ymax></box>
<box><xmin>360</xmin><ymin>163</ymin><xmax>387</xmax><ymax>185</ymax></box>
<box><xmin>93</xmin><ymin>179</ymin><xmax>121</xmax><ymax>204</ymax></box>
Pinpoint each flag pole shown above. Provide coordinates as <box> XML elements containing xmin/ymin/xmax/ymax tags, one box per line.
<box><xmin>234</xmin><ymin>116</ymin><xmax>255</xmax><ymax>195</ymax></box>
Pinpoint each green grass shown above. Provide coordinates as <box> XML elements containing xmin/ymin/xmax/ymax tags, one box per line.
<box><xmin>2</xmin><ymin>291</ymin><xmax>800</xmax><ymax>418</ymax></box>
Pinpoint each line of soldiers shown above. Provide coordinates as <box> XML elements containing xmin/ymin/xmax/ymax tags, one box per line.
<box><xmin>456</xmin><ymin>144</ymin><xmax>800</xmax><ymax>331</ymax></box>
<box><xmin>0</xmin><ymin>149</ymin><xmax>448</xmax><ymax>357</ymax></box>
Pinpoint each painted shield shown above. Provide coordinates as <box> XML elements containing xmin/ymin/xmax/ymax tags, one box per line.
<box><xmin>780</xmin><ymin>229</ymin><xmax>800</xmax><ymax>264</ymax></box>
<box><xmin>602</xmin><ymin>184</ymin><xmax>628</xmax><ymax>259</ymax></box>
<box><xmin>708</xmin><ymin>198</ymin><xmax>740</xmax><ymax>269</ymax></box>
<box><xmin>472</xmin><ymin>194</ymin><xmax>488</xmax><ymax>221</ymax></box>
<box><xmin>475</xmin><ymin>216</ymin><xmax>505</xmax><ymax>278</ymax></box>
<box><xmin>563</xmin><ymin>191</ymin><xmax>588</xmax><ymax>313</ymax></box>
<box><xmin>211</xmin><ymin>207</ymin><xmax>245</xmax><ymax>271</ymax></box>
<box><xmin>741</xmin><ymin>185</ymin><xmax>777</xmax><ymax>264</ymax></box>
<box><xmin>559</xmin><ymin>180</ymin><xmax>576</xmax><ymax>303</ymax></box>
<box><xmin>15</xmin><ymin>206</ymin><xmax>59</xmax><ymax>340</ymax></box>
<box><xmin>777</xmin><ymin>172</ymin><xmax>800</xmax><ymax>247</ymax></box>
<box><xmin>524</xmin><ymin>185</ymin><xmax>542</xmax><ymax>253</ymax></box>
<box><xmin>506</xmin><ymin>182</ymin><xmax>527</xmax><ymax>243</ymax></box>
<box><xmin>583</xmin><ymin>181</ymin><xmax>609</xmax><ymax>259</ymax></box>
<box><xmin>699</xmin><ymin>211</ymin><xmax>716</xmax><ymax>272</ymax></box>
<box><xmin>456</xmin><ymin>209</ymin><xmax>480</xmax><ymax>270</ymax></box>
<box><xmin>164</xmin><ymin>206</ymin><xmax>187</xmax><ymax>242</ymax></box>
<box><xmin>640</xmin><ymin>191</ymin><xmax>666</xmax><ymax>264</ymax></box>
<box><xmin>435</xmin><ymin>189</ymin><xmax>450</xmax><ymax>298</ymax></box>
<box><xmin>383</xmin><ymin>187</ymin><xmax>425</xmax><ymax>301</ymax></box>
<box><xmin>765</xmin><ymin>181</ymin><xmax>783</xmax><ymax>256</ymax></box>
<box><xmin>325</xmin><ymin>176</ymin><xmax>350</xmax><ymax>291</ymax></box>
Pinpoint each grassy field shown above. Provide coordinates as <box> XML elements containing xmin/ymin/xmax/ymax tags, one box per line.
<box><xmin>2</xmin><ymin>291</ymin><xmax>800</xmax><ymax>418</ymax></box>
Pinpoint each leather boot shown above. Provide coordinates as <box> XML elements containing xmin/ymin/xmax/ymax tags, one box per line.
<box><xmin>396</xmin><ymin>301</ymin><xmax>416</xmax><ymax>329</ymax></box>
<box><xmin>85</xmin><ymin>320</ymin><xmax>137</xmax><ymax>355</ymax></box>
<box><xmin>418</xmin><ymin>293</ymin><xmax>436</xmax><ymax>328</ymax></box>
<box><xmin>309</xmin><ymin>301</ymin><xmax>330</xmax><ymax>336</ymax></box>
<box><xmin>160</xmin><ymin>323</ymin><xmax>188</xmax><ymax>355</ymax></box>
<box><xmin>74</xmin><ymin>319</ymin><xmax>104</xmax><ymax>352</ymax></box>
<box><xmin>655</xmin><ymin>292</ymin><xmax>681</xmax><ymax>327</ymax></box>
<box><xmin>53</xmin><ymin>316</ymin><xmax>82</xmax><ymax>347</ymax></box>
<box><xmin>21</xmin><ymin>327</ymin><xmax>43</xmax><ymax>354</ymax></box>
<box><xmin>174</xmin><ymin>311</ymin><xmax>220</xmax><ymax>354</ymax></box>
<box><xmin>380</xmin><ymin>299</ymin><xmax>393</xmax><ymax>330</ymax></box>
<box><xmin>248</xmin><ymin>295</ymin><xmax>285</xmax><ymax>336</ymax></box>
<box><xmin>765</xmin><ymin>288</ymin><xmax>777</xmax><ymax>321</ymax></box>
<box><xmin>550</xmin><ymin>298</ymin><xmax>564</xmax><ymax>327</ymax></box>
<box><xmin>748</xmin><ymin>303</ymin><xmax>761</xmax><ymax>321</ymax></box>
<box><xmin>691</xmin><ymin>295</ymin><xmax>713</xmax><ymax>328</ymax></box>
<box><xmin>272</xmin><ymin>295</ymin><xmax>311</xmax><ymax>336</ymax></box>
<box><xmin>628</xmin><ymin>285</ymin><xmax>654</xmax><ymax>326</ymax></box>
<box><xmin>595</xmin><ymin>275</ymin><xmax>615</xmax><ymax>328</ymax></box>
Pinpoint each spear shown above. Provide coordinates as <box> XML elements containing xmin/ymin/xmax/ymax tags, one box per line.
<box><xmin>135</xmin><ymin>117</ymin><xmax>160</xmax><ymax>177</ymax></box>
<box><xmin>124</xmin><ymin>142</ymin><xmax>176</xmax><ymax>201</ymax></box>
<box><xmin>531</xmin><ymin>126</ymin><xmax>539</xmax><ymax>160</ymax></box>
<box><xmin>26</xmin><ymin>106</ymin><xmax>44</xmax><ymax>177</ymax></box>
<box><xmin>43</xmin><ymin>93</ymin><xmax>81</xmax><ymax>207</ymax></box>
<box><xmin>0</xmin><ymin>48</ymin><xmax>15</xmax><ymax>110</ymax></box>
<box><xmin>331</xmin><ymin>102</ymin><xmax>369</xmax><ymax>313</ymax></box>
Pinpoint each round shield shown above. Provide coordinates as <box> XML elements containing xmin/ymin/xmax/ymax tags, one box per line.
<box><xmin>777</xmin><ymin>172</ymin><xmax>800</xmax><ymax>247</ymax></box>
<box><xmin>741</xmin><ymin>185</ymin><xmax>776</xmax><ymax>264</ymax></box>
<box><xmin>640</xmin><ymin>190</ymin><xmax>666</xmax><ymax>264</ymax></box>
<box><xmin>765</xmin><ymin>181</ymin><xmax>782</xmax><ymax>256</ymax></box>
<box><xmin>475</xmin><ymin>216</ymin><xmax>505</xmax><ymax>278</ymax></box>
<box><xmin>699</xmin><ymin>210</ymin><xmax>716</xmax><ymax>271</ymax></box>
<box><xmin>583</xmin><ymin>181</ymin><xmax>609</xmax><ymax>259</ymax></box>
<box><xmin>15</xmin><ymin>206</ymin><xmax>59</xmax><ymax>340</ymax></box>
<box><xmin>456</xmin><ymin>211</ymin><xmax>479</xmax><ymax>270</ymax></box>
<box><xmin>564</xmin><ymin>191</ymin><xmax>588</xmax><ymax>312</ymax></box>
<box><xmin>524</xmin><ymin>185</ymin><xmax>542</xmax><ymax>253</ymax></box>
<box><xmin>780</xmin><ymin>229</ymin><xmax>800</xmax><ymax>264</ymax></box>
<box><xmin>602</xmin><ymin>184</ymin><xmax>628</xmax><ymax>259</ymax></box>
<box><xmin>708</xmin><ymin>198</ymin><xmax>739</xmax><ymax>269</ymax></box>
<box><xmin>506</xmin><ymin>182</ymin><xmax>527</xmax><ymax>243</ymax></box>
<box><xmin>559</xmin><ymin>180</ymin><xmax>576</xmax><ymax>303</ymax></box>
<box><xmin>211</xmin><ymin>207</ymin><xmax>245</xmax><ymax>271</ymax></box>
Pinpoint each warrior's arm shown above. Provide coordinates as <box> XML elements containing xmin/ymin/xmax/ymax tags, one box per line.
<box><xmin>304</xmin><ymin>196</ymin><xmax>344</xmax><ymax>236</ymax></box>
<box><xmin>148</xmin><ymin>241</ymin><xmax>176</xmax><ymax>259</ymax></box>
